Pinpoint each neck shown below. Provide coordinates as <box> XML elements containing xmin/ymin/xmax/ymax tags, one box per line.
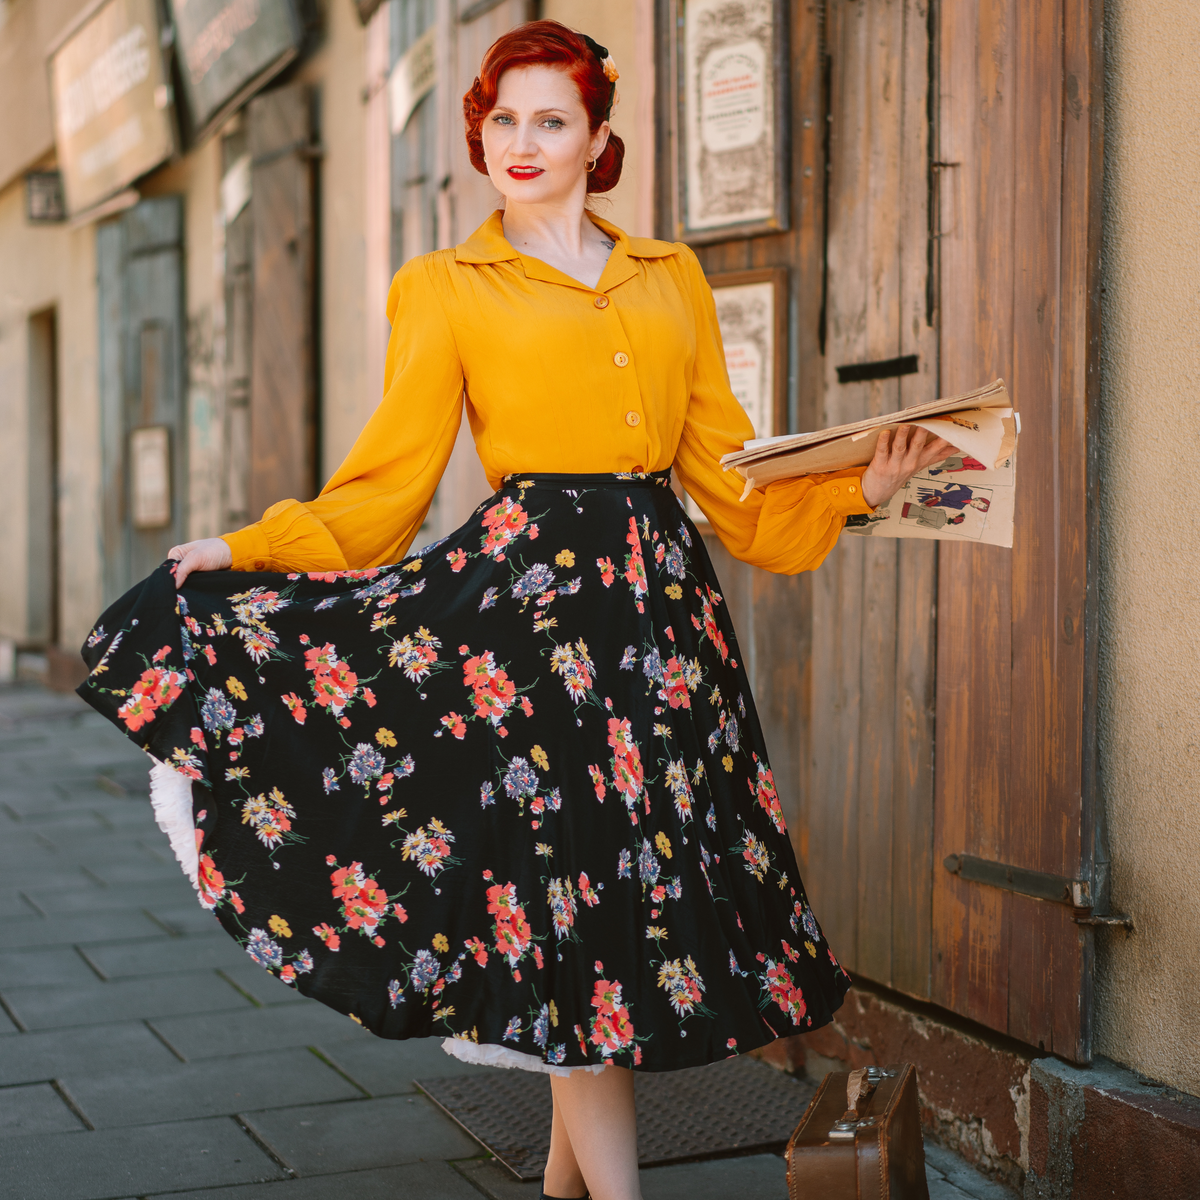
<box><xmin>500</xmin><ymin>187</ymin><xmax>597</xmax><ymax>256</ymax></box>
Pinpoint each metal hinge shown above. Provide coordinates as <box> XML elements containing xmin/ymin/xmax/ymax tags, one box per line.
<box><xmin>943</xmin><ymin>854</ymin><xmax>1133</xmax><ymax>930</ymax></box>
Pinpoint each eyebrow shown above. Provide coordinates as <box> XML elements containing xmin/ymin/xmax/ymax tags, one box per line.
<box><xmin>491</xmin><ymin>106</ymin><xmax>571</xmax><ymax>117</ymax></box>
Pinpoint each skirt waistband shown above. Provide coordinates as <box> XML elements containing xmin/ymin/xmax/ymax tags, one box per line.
<box><xmin>502</xmin><ymin>471</ymin><xmax>672</xmax><ymax>489</ymax></box>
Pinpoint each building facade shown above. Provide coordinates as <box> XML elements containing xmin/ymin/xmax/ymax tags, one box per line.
<box><xmin>0</xmin><ymin>0</ymin><xmax>1197</xmax><ymax>1193</ymax></box>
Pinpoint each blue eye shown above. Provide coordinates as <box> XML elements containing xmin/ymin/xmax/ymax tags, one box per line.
<box><xmin>544</xmin><ymin>118</ymin><xmax>564</xmax><ymax>130</ymax></box>
<box><xmin>492</xmin><ymin>114</ymin><xmax>514</xmax><ymax>125</ymax></box>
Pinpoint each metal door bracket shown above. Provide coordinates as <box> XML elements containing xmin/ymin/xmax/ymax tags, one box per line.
<box><xmin>943</xmin><ymin>853</ymin><xmax>1091</xmax><ymax>907</ymax></box>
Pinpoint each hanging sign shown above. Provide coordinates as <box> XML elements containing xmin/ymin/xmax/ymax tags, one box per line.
<box><xmin>49</xmin><ymin>0</ymin><xmax>175</xmax><ymax>216</ymax></box>
<box><xmin>676</xmin><ymin>0</ymin><xmax>787</xmax><ymax>242</ymax></box>
<box><xmin>169</xmin><ymin>0</ymin><xmax>302</xmax><ymax>139</ymax></box>
<box><xmin>389</xmin><ymin>26</ymin><xmax>437</xmax><ymax>135</ymax></box>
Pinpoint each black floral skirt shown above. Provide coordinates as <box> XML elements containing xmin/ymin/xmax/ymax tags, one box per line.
<box><xmin>78</xmin><ymin>472</ymin><xmax>850</xmax><ymax>1072</ymax></box>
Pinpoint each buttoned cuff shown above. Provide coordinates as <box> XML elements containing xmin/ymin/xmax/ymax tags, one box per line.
<box><xmin>817</xmin><ymin>468</ymin><xmax>874</xmax><ymax>517</ymax></box>
<box><xmin>220</xmin><ymin>524</ymin><xmax>273</xmax><ymax>572</ymax></box>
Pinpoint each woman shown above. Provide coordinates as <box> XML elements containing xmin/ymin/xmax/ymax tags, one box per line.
<box><xmin>78</xmin><ymin>22</ymin><xmax>954</xmax><ymax>1200</ymax></box>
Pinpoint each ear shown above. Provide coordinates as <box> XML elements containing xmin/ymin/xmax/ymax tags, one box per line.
<box><xmin>589</xmin><ymin>120</ymin><xmax>611</xmax><ymax>162</ymax></box>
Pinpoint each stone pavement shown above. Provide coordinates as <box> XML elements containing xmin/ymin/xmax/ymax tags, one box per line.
<box><xmin>0</xmin><ymin>683</ymin><xmax>1015</xmax><ymax>1200</ymax></box>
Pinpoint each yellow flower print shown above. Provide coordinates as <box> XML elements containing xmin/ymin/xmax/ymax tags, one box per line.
<box><xmin>805</xmin><ymin>941</ymin><xmax>817</xmax><ymax>957</ymax></box>
<box><xmin>402</xmin><ymin>558</ymin><xmax>423</xmax><ymax>572</ymax></box>
<box><xmin>226</xmin><ymin>677</ymin><xmax>247</xmax><ymax>701</ymax></box>
<box><xmin>549</xmin><ymin>999</ymin><xmax>559</xmax><ymax>1026</ymax></box>
<box><xmin>531</xmin><ymin>744</ymin><xmax>549</xmax><ymax>770</ymax></box>
<box><xmin>349</xmin><ymin>1013</ymin><xmax>363</xmax><ymax>1025</ymax></box>
<box><xmin>555</xmin><ymin>549</ymin><xmax>576</xmax><ymax>567</ymax></box>
<box><xmin>722</xmin><ymin>754</ymin><xmax>734</xmax><ymax>773</ymax></box>
<box><xmin>268</xmin><ymin>914</ymin><xmax>292</xmax><ymax>938</ymax></box>
<box><xmin>376</xmin><ymin>728</ymin><xmax>397</xmax><ymax>748</ymax></box>
<box><xmin>432</xmin><ymin>933</ymin><xmax>449</xmax><ymax>952</ymax></box>
<box><xmin>646</xmin><ymin>924</ymin><xmax>668</xmax><ymax>940</ymax></box>
<box><xmin>655</xmin><ymin>831</ymin><xmax>673</xmax><ymax>859</ymax></box>
<box><xmin>664</xmin><ymin>583</ymin><xmax>683</xmax><ymax>599</ymax></box>
<box><xmin>535</xmin><ymin>842</ymin><xmax>554</xmax><ymax>859</ymax></box>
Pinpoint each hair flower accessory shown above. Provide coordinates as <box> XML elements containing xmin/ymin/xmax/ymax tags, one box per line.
<box><xmin>601</xmin><ymin>55</ymin><xmax>620</xmax><ymax>83</ymax></box>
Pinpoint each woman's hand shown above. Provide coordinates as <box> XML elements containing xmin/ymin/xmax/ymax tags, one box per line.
<box><xmin>168</xmin><ymin>538</ymin><xmax>233</xmax><ymax>587</ymax></box>
<box><xmin>860</xmin><ymin>425</ymin><xmax>960</xmax><ymax>509</ymax></box>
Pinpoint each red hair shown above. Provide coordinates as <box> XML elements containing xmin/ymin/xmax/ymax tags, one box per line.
<box><xmin>463</xmin><ymin>20</ymin><xmax>625</xmax><ymax>194</ymax></box>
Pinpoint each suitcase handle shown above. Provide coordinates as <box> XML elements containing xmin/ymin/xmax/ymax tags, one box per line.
<box><xmin>828</xmin><ymin>1065</ymin><xmax>896</xmax><ymax>1140</ymax></box>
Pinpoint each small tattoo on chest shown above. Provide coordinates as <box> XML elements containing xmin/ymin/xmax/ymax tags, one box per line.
<box><xmin>602</xmin><ymin>239</ymin><xmax>615</xmax><ymax>250</ymax></box>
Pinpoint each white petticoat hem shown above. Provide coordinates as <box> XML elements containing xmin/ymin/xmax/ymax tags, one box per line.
<box><xmin>148</xmin><ymin>755</ymin><xmax>200</xmax><ymax>890</ymax></box>
<box><xmin>441</xmin><ymin>1038</ymin><xmax>608</xmax><ymax>1077</ymax></box>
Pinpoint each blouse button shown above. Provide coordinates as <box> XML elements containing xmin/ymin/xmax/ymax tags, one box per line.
<box><xmin>625</xmin><ymin>411</ymin><xmax>641</xmax><ymax>427</ymax></box>
<box><xmin>594</xmin><ymin>296</ymin><xmax>610</xmax><ymax>309</ymax></box>
<box><xmin>254</xmin><ymin>560</ymin><xmax>266</xmax><ymax>570</ymax></box>
<box><xmin>614</xmin><ymin>351</ymin><xmax>629</xmax><ymax>367</ymax></box>
<box><xmin>633</xmin><ymin>464</ymin><xmax>645</xmax><ymax>473</ymax></box>
<box><xmin>848</xmin><ymin>484</ymin><xmax>857</xmax><ymax>495</ymax></box>
<box><xmin>830</xmin><ymin>486</ymin><xmax>840</xmax><ymax>496</ymax></box>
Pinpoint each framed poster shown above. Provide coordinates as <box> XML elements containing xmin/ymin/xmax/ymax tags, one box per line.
<box><xmin>669</xmin><ymin>0</ymin><xmax>788</xmax><ymax>244</ymax></box>
<box><xmin>169</xmin><ymin>0</ymin><xmax>302</xmax><ymax>141</ymax></box>
<box><xmin>48</xmin><ymin>0</ymin><xmax>176</xmax><ymax>216</ymax></box>
<box><xmin>685</xmin><ymin>267</ymin><xmax>788</xmax><ymax>525</ymax></box>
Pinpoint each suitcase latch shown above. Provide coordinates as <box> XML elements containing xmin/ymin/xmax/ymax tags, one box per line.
<box><xmin>828</xmin><ymin>1115</ymin><xmax>877</xmax><ymax>1141</ymax></box>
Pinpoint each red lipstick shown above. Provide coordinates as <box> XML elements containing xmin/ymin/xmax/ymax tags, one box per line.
<box><xmin>507</xmin><ymin>166</ymin><xmax>544</xmax><ymax>179</ymax></box>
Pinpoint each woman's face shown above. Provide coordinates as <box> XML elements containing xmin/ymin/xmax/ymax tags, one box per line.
<box><xmin>482</xmin><ymin>64</ymin><xmax>609</xmax><ymax>207</ymax></box>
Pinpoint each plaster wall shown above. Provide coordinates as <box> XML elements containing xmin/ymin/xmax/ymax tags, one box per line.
<box><xmin>0</xmin><ymin>176</ymin><xmax>101</xmax><ymax>651</ymax></box>
<box><xmin>1094</xmin><ymin>0</ymin><xmax>1200</xmax><ymax>1096</ymax></box>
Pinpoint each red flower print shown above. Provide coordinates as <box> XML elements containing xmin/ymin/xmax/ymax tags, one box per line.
<box><xmin>763</xmin><ymin>959</ymin><xmax>807</xmax><ymax>1023</ymax></box>
<box><xmin>440</xmin><ymin>711</ymin><xmax>467</xmax><ymax>739</ymax></box>
<box><xmin>466</xmin><ymin>936</ymin><xmax>488</xmax><ymax>966</ymax></box>
<box><xmin>480</xmin><ymin>497</ymin><xmax>528</xmax><ymax>558</ymax></box>
<box><xmin>587</xmin><ymin>764</ymin><xmax>607</xmax><ymax>801</ymax></box>
<box><xmin>623</xmin><ymin>518</ymin><xmax>648</xmax><ymax>608</ymax></box>
<box><xmin>589</xmin><ymin>978</ymin><xmax>636</xmax><ymax>1057</ymax></box>
<box><xmin>596</xmin><ymin>556</ymin><xmax>616</xmax><ymax>587</ymax></box>
<box><xmin>117</xmin><ymin>665</ymin><xmax>186</xmax><ymax>732</ymax></box>
<box><xmin>152</xmin><ymin>645</ymin><xmax>171</xmax><ymax>663</ymax></box>
<box><xmin>750</xmin><ymin>757</ymin><xmax>787</xmax><ymax>834</ymax></box>
<box><xmin>486</xmin><ymin>880</ymin><xmax>533</xmax><ymax>972</ymax></box>
<box><xmin>447</xmin><ymin>548</ymin><xmax>467</xmax><ymax>572</ymax></box>
<box><xmin>197</xmin><ymin>853</ymin><xmax>225</xmax><ymax>910</ymax></box>
<box><xmin>313</xmin><ymin>922</ymin><xmax>341</xmax><ymax>951</ymax></box>
<box><xmin>698</xmin><ymin>586</ymin><xmax>729</xmax><ymax>661</ymax></box>
<box><xmin>190</xmin><ymin>727</ymin><xmax>206</xmax><ymax>748</ymax></box>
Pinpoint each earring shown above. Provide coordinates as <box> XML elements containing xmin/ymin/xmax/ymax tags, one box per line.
<box><xmin>586</xmin><ymin>157</ymin><xmax>598</xmax><ymax>172</ymax></box>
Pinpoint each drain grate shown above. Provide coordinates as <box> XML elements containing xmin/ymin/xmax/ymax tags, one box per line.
<box><xmin>416</xmin><ymin>1055</ymin><xmax>814</xmax><ymax>1181</ymax></box>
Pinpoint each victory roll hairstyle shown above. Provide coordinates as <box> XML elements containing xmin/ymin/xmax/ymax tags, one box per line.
<box><xmin>462</xmin><ymin>20</ymin><xmax>625</xmax><ymax>194</ymax></box>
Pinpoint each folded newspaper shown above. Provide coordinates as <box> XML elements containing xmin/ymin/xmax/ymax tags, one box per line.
<box><xmin>720</xmin><ymin>379</ymin><xmax>1019</xmax><ymax>548</ymax></box>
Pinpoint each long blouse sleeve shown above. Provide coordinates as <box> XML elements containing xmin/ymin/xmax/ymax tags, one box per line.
<box><xmin>221</xmin><ymin>256</ymin><xmax>465</xmax><ymax>572</ymax></box>
<box><xmin>671</xmin><ymin>248</ymin><xmax>874</xmax><ymax>575</ymax></box>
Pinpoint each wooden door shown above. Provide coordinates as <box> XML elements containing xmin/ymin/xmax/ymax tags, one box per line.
<box><xmin>248</xmin><ymin>82</ymin><xmax>318</xmax><ymax>517</ymax></box>
<box><xmin>657</xmin><ymin>0</ymin><xmax>1102</xmax><ymax>1062</ymax></box>
<box><xmin>97</xmin><ymin>197</ymin><xmax>187</xmax><ymax>603</ymax></box>
<box><xmin>932</xmin><ymin>0</ymin><xmax>1101</xmax><ymax>1064</ymax></box>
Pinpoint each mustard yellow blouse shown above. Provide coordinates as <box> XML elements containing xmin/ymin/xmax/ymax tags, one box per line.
<box><xmin>221</xmin><ymin>212</ymin><xmax>872</xmax><ymax>575</ymax></box>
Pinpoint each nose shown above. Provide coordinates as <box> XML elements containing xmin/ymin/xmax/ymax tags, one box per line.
<box><xmin>511</xmin><ymin>119</ymin><xmax>539</xmax><ymax>157</ymax></box>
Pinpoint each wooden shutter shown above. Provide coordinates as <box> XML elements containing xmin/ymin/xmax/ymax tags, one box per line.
<box><xmin>932</xmin><ymin>0</ymin><xmax>1102</xmax><ymax>1063</ymax></box>
<box><xmin>96</xmin><ymin>197</ymin><xmax>187</xmax><ymax>602</ymax></box>
<box><xmin>248</xmin><ymin>82</ymin><xmax>318</xmax><ymax>517</ymax></box>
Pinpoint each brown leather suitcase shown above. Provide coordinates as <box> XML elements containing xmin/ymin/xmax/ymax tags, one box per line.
<box><xmin>785</xmin><ymin>1063</ymin><xmax>929</xmax><ymax>1199</ymax></box>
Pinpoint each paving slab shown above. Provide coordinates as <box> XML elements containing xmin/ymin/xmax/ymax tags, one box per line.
<box><xmin>0</xmin><ymin>890</ymin><xmax>42</xmax><ymax>919</ymax></box>
<box><xmin>150</xmin><ymin>1002</ymin><xmax>371</xmax><ymax>1061</ymax></box>
<box><xmin>79</xmin><ymin>931</ymin><xmax>245</xmax><ymax>980</ymax></box>
<box><xmin>219</xmin><ymin>961</ymin><xmax>317</xmax><ymax>1008</ymax></box>
<box><xmin>148</xmin><ymin>901</ymin><xmax>229</xmax><ymax>936</ymax></box>
<box><xmin>69</xmin><ymin>857</ymin><xmax>187</xmax><ymax>887</ymax></box>
<box><xmin>65</xmin><ymin>1046</ymin><xmax>364</xmax><ymax>1128</ymax></box>
<box><xmin>316</xmin><ymin>1033</ymin><xmax>490</xmax><ymax>1096</ymax></box>
<box><xmin>0</xmin><ymin>1081</ymin><xmax>88</xmax><ymax>1136</ymax></box>
<box><xmin>0</xmin><ymin>910</ymin><xmax>166</xmax><ymax>950</ymax></box>
<box><xmin>925</xmin><ymin>1142</ymin><xmax>1018</xmax><ymax>1198</ymax></box>
<box><xmin>0</xmin><ymin>944</ymin><xmax>101</xmax><ymax>987</ymax></box>
<box><xmin>27</xmin><ymin>877</ymin><xmax>192</xmax><ymax>916</ymax></box>
<box><xmin>0</xmin><ymin>1115</ymin><xmax>285</xmax><ymax>1200</ymax></box>
<box><xmin>241</xmin><ymin>1093</ymin><xmax>480</xmax><ymax>1175</ymax></box>
<box><xmin>2</xmin><ymin>969</ymin><xmax>253</xmax><ymax>1030</ymax></box>
<box><xmin>0</xmin><ymin>1020</ymin><xmax>181</xmax><ymax>1086</ymax></box>
<box><xmin>154</xmin><ymin>1160</ymin><xmax>484</xmax><ymax>1199</ymax></box>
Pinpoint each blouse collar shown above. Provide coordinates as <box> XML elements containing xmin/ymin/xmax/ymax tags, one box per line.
<box><xmin>455</xmin><ymin>210</ymin><xmax>678</xmax><ymax>293</ymax></box>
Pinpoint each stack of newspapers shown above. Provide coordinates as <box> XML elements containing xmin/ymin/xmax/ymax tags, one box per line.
<box><xmin>720</xmin><ymin>379</ymin><xmax>1019</xmax><ymax>548</ymax></box>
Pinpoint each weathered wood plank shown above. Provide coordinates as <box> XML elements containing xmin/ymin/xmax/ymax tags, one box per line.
<box><xmin>931</xmin><ymin>0</ymin><xmax>1017</xmax><ymax>1034</ymax></box>
<box><xmin>249</xmin><ymin>83</ymin><xmax>317</xmax><ymax>516</ymax></box>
